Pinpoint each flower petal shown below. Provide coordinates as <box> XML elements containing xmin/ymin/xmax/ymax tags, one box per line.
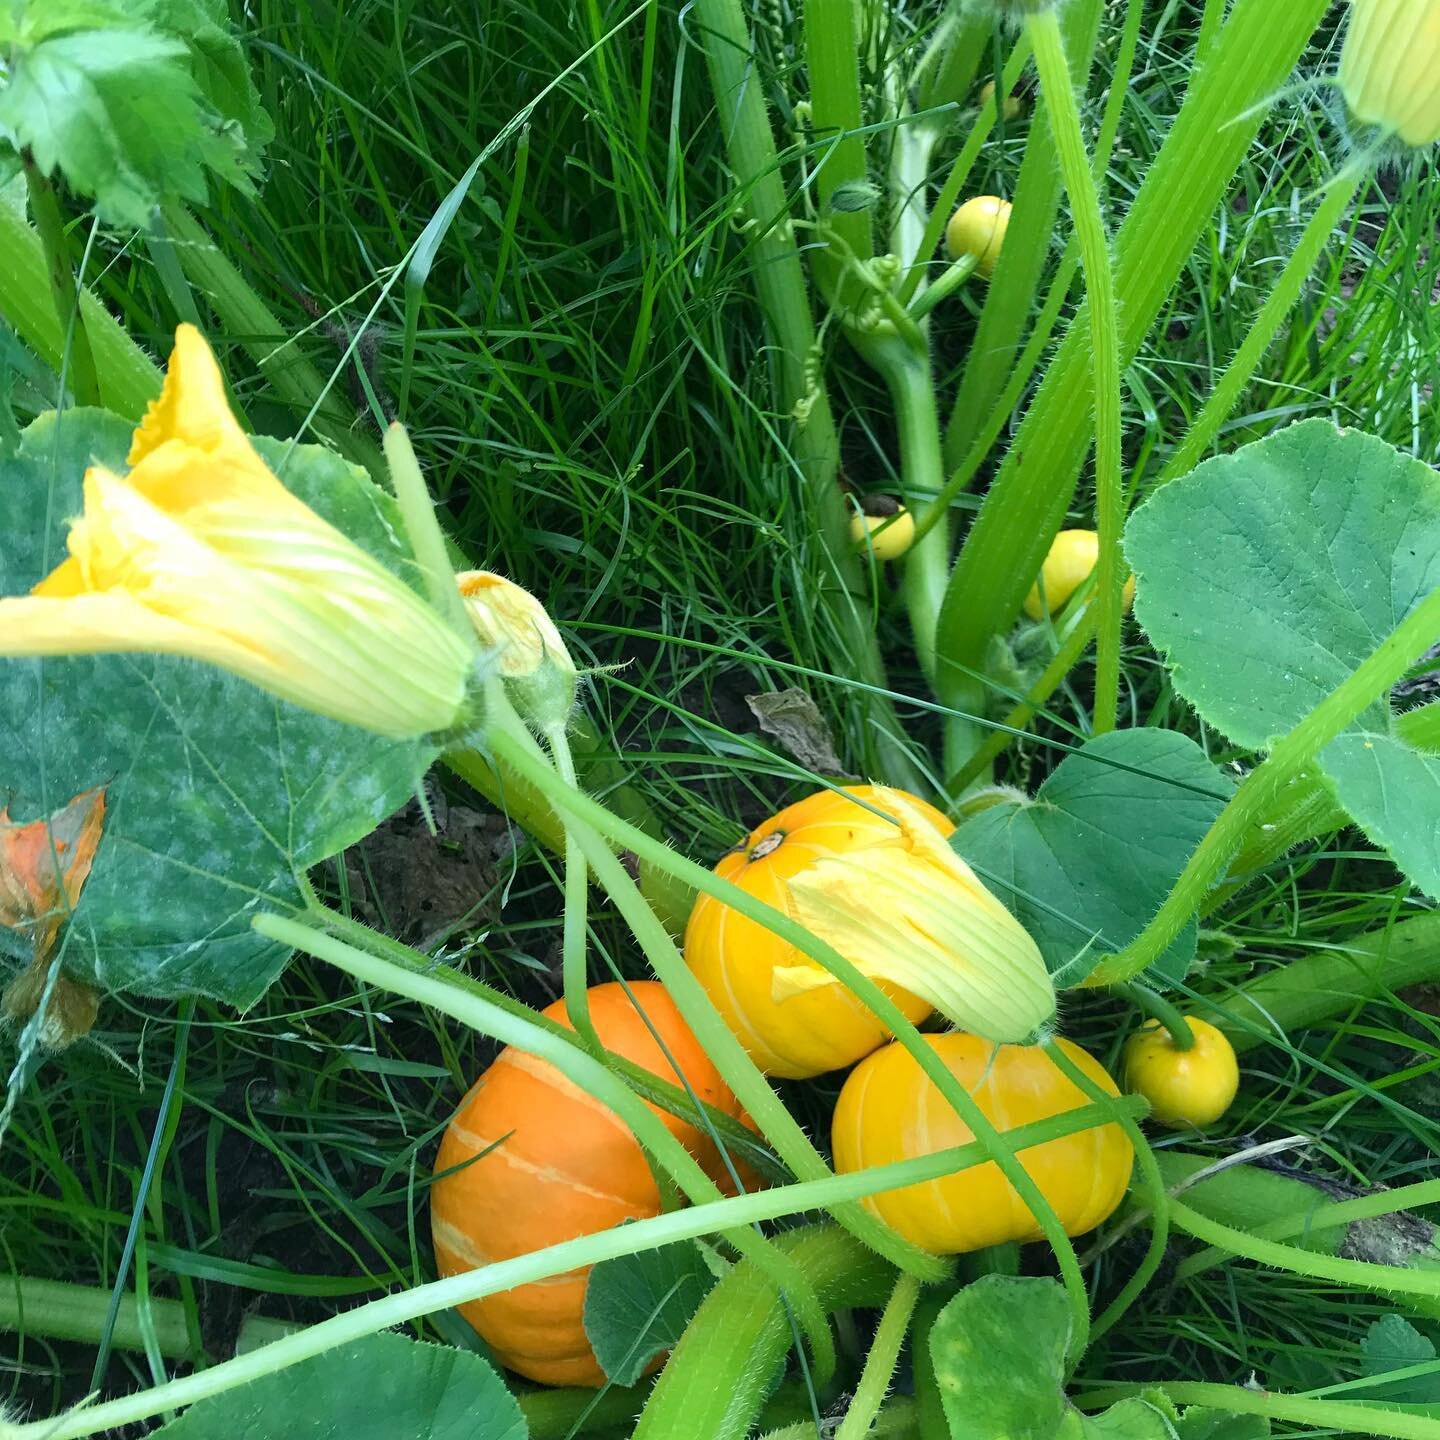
<box><xmin>129</xmin><ymin>322</ymin><xmax>250</xmax><ymax>466</ymax></box>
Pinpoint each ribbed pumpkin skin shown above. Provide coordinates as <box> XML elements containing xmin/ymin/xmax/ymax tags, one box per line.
<box><xmin>430</xmin><ymin>981</ymin><xmax>746</xmax><ymax>1386</ymax></box>
<box><xmin>832</xmin><ymin>1033</ymin><xmax>1134</xmax><ymax>1254</ymax></box>
<box><xmin>684</xmin><ymin>786</ymin><xmax>952</xmax><ymax>1079</ymax></box>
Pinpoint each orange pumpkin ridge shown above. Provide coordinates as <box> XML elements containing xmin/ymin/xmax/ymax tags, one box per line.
<box><xmin>429</xmin><ymin>980</ymin><xmax>751</xmax><ymax>1387</ymax></box>
<box><xmin>684</xmin><ymin>786</ymin><xmax>954</xmax><ymax>1079</ymax></box>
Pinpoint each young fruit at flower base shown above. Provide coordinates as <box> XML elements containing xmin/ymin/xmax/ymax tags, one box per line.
<box><xmin>833</xmin><ymin>1033</ymin><xmax>1133</xmax><ymax>1253</ymax></box>
<box><xmin>684</xmin><ymin>786</ymin><xmax>1055</xmax><ymax>1078</ymax></box>
<box><xmin>457</xmin><ymin>570</ymin><xmax>576</xmax><ymax>730</ymax></box>
<box><xmin>1122</xmin><ymin>1016</ymin><xmax>1239</xmax><ymax>1129</ymax></box>
<box><xmin>1022</xmin><ymin>528</ymin><xmax>1136</xmax><ymax>619</ymax></box>
<box><xmin>0</xmin><ymin>326</ymin><xmax>476</xmax><ymax>739</ymax></box>
<box><xmin>979</xmin><ymin>80</ymin><xmax>1024</xmax><ymax>120</ymax></box>
<box><xmin>1339</xmin><ymin>0</ymin><xmax>1440</xmax><ymax>148</ymax></box>
<box><xmin>430</xmin><ymin>982</ymin><xmax>751</xmax><ymax>1387</ymax></box>
<box><xmin>849</xmin><ymin>496</ymin><xmax>915</xmax><ymax>561</ymax></box>
<box><xmin>945</xmin><ymin>196</ymin><xmax>1012</xmax><ymax>277</ymax></box>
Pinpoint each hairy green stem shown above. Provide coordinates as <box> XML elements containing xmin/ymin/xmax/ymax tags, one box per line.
<box><xmin>1119</xmin><ymin>982</ymin><xmax>1195</xmax><ymax>1052</ymax></box>
<box><xmin>943</xmin><ymin>0</ymin><xmax>1111</xmax><ymax>471</ymax></box>
<box><xmin>23</xmin><ymin>1088</ymin><xmax>1130</xmax><ymax>1440</ymax></box>
<box><xmin>22</xmin><ymin>160</ymin><xmax>99</xmax><ymax>407</ymax></box>
<box><xmin>308</xmin><ymin>902</ymin><xmax>783</xmax><ymax>1179</ymax></box>
<box><xmin>834</xmin><ymin>1272</ymin><xmax>920</xmax><ymax>1440</ymax></box>
<box><xmin>380</xmin><ymin>424</ymin><xmax>473</xmax><ymax>636</ymax></box>
<box><xmin>546</xmin><ymin>726</ymin><xmax>597</xmax><ymax>1050</ymax></box>
<box><xmin>1075</xmin><ymin>1384</ymin><xmax>1440</xmax><ymax>1440</ymax></box>
<box><xmin>1169</xmin><ymin>1198</ymin><xmax>1440</xmax><ymax>1301</ymax></box>
<box><xmin>1093</xmin><ymin>587</ymin><xmax>1440</xmax><ymax>985</ymax></box>
<box><xmin>1027</xmin><ymin>9</ymin><xmax>1123</xmax><ymax>736</ymax></box>
<box><xmin>1153</xmin><ymin>168</ymin><xmax>1366</xmax><ymax>489</ymax></box>
<box><xmin>256</xmin><ymin>912</ymin><xmax>835</xmax><ymax>1368</ymax></box>
<box><xmin>487</xmin><ymin>712</ymin><xmax>1097</xmax><ymax>1318</ymax></box>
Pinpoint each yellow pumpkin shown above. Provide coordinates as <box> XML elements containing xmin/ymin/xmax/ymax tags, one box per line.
<box><xmin>684</xmin><ymin>786</ymin><xmax>953</xmax><ymax>1079</ymax></box>
<box><xmin>430</xmin><ymin>981</ymin><xmax>749</xmax><ymax>1386</ymax></box>
<box><xmin>832</xmin><ymin>1032</ymin><xmax>1134</xmax><ymax>1254</ymax></box>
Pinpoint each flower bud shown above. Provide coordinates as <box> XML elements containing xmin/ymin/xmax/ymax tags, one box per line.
<box><xmin>778</xmin><ymin>788</ymin><xmax>1055</xmax><ymax>1044</ymax></box>
<box><xmin>1339</xmin><ymin>0</ymin><xmax>1440</xmax><ymax>148</ymax></box>
<box><xmin>456</xmin><ymin>571</ymin><xmax>576</xmax><ymax>730</ymax></box>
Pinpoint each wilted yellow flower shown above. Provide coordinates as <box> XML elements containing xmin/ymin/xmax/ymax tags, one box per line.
<box><xmin>778</xmin><ymin>789</ymin><xmax>1055</xmax><ymax>1044</ymax></box>
<box><xmin>1340</xmin><ymin>0</ymin><xmax>1440</xmax><ymax>147</ymax></box>
<box><xmin>0</xmin><ymin>326</ymin><xmax>476</xmax><ymax>739</ymax></box>
<box><xmin>457</xmin><ymin>570</ymin><xmax>576</xmax><ymax>730</ymax></box>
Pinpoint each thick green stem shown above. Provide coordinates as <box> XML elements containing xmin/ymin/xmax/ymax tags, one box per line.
<box><xmin>1153</xmin><ymin>169</ymin><xmax>1365</xmax><ymax>489</ymax></box>
<box><xmin>804</xmin><ymin>0</ymin><xmax>873</xmax><ymax>301</ymax></box>
<box><xmin>1027</xmin><ymin>10</ymin><xmax>1123</xmax><ymax>736</ymax></box>
<box><xmin>635</xmin><ymin>1225</ymin><xmax>893</xmax><ymax>1440</ymax></box>
<box><xmin>834</xmin><ymin>1272</ymin><xmax>921</xmax><ymax>1440</ymax></box>
<box><xmin>1075</xmin><ymin>1385</ymin><xmax>1440</xmax><ymax>1440</ymax></box>
<box><xmin>943</xmin><ymin>0</ymin><xmax>1111</xmax><ymax>471</ymax></box>
<box><xmin>0</xmin><ymin>199</ymin><xmax>161</xmax><ymax>419</ymax></box>
<box><xmin>488</xmin><ymin>710</ymin><xmax>1096</xmax><ymax>1313</ymax></box>
<box><xmin>935</xmin><ymin>0</ymin><xmax>1331</xmax><ymax>715</ymax></box>
<box><xmin>944</xmin><ymin>604</ymin><xmax>1097</xmax><ymax>795</ymax></box>
<box><xmin>259</xmin><ymin>912</ymin><xmax>835</xmax><ymax>1360</ymax></box>
<box><xmin>1118</xmin><ymin>982</ymin><xmax>1195</xmax><ymax>1052</ymax></box>
<box><xmin>1212</xmin><ymin>912</ymin><xmax>1440</xmax><ymax>1055</ymax></box>
<box><xmin>22</xmin><ymin>161</ymin><xmax>99</xmax><ymax>407</ymax></box>
<box><xmin>0</xmin><ymin>1273</ymin><xmax>292</xmax><ymax>1360</ymax></box>
<box><xmin>1093</xmin><ymin>587</ymin><xmax>1440</xmax><ymax>985</ymax></box>
<box><xmin>693</xmin><ymin>0</ymin><xmax>917</xmax><ymax>789</ymax></box>
<box><xmin>858</xmin><ymin>341</ymin><xmax>952</xmax><ymax>685</ymax></box>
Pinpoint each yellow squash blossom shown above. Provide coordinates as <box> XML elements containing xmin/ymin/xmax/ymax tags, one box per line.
<box><xmin>778</xmin><ymin>788</ymin><xmax>1055</xmax><ymax>1044</ymax></box>
<box><xmin>457</xmin><ymin>570</ymin><xmax>576</xmax><ymax>729</ymax></box>
<box><xmin>0</xmin><ymin>326</ymin><xmax>476</xmax><ymax>739</ymax></box>
<box><xmin>1340</xmin><ymin>0</ymin><xmax>1440</xmax><ymax>148</ymax></box>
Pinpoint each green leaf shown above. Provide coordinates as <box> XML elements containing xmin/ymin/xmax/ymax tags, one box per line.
<box><xmin>584</xmin><ymin>1238</ymin><xmax>720</xmax><ymax>1387</ymax></box>
<box><xmin>1173</xmin><ymin>1408</ymin><xmax>1270</xmax><ymax>1440</ymax></box>
<box><xmin>0</xmin><ymin>409</ymin><xmax>433</xmax><ymax>1006</ymax></box>
<box><xmin>930</xmin><ymin>1275</ymin><xmax>1073</xmax><ymax>1440</ymax></box>
<box><xmin>1079</xmin><ymin>1395</ymin><xmax>1177</xmax><ymax>1440</ymax></box>
<box><xmin>149</xmin><ymin>1332</ymin><xmax>527</xmax><ymax>1438</ymax></box>
<box><xmin>1127</xmin><ymin>420</ymin><xmax>1440</xmax><ymax>748</ymax></box>
<box><xmin>951</xmin><ymin>730</ymin><xmax>1229</xmax><ymax>987</ymax></box>
<box><xmin>1320</xmin><ymin>731</ymin><xmax>1440</xmax><ymax>898</ymax></box>
<box><xmin>1127</xmin><ymin>420</ymin><xmax>1440</xmax><ymax>897</ymax></box>
<box><xmin>0</xmin><ymin>0</ymin><xmax>272</xmax><ymax>224</ymax></box>
<box><xmin>1356</xmin><ymin>1315</ymin><xmax>1440</xmax><ymax>1405</ymax></box>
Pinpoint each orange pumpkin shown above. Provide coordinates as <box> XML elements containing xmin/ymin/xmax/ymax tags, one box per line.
<box><xmin>430</xmin><ymin>981</ymin><xmax>749</xmax><ymax>1386</ymax></box>
<box><xmin>684</xmin><ymin>786</ymin><xmax>955</xmax><ymax>1079</ymax></box>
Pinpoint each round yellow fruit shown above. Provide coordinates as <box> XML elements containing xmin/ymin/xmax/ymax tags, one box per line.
<box><xmin>945</xmin><ymin>196</ymin><xmax>1011</xmax><ymax>277</ymax></box>
<box><xmin>1123</xmin><ymin>1016</ymin><xmax>1239</xmax><ymax>1129</ymax></box>
<box><xmin>1023</xmin><ymin>529</ymin><xmax>1136</xmax><ymax>620</ymax></box>
<box><xmin>850</xmin><ymin>506</ymin><xmax>915</xmax><ymax>561</ymax></box>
